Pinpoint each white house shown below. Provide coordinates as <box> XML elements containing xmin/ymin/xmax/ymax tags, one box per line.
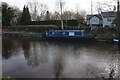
<box><xmin>87</xmin><ymin>11</ymin><xmax>117</xmax><ymax>28</ymax></box>
<box><xmin>101</xmin><ymin>12</ymin><xmax>116</xmax><ymax>27</ymax></box>
<box><xmin>87</xmin><ymin>14</ymin><xmax>102</xmax><ymax>30</ymax></box>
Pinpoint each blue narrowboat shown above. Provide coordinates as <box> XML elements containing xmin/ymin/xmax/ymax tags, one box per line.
<box><xmin>42</xmin><ymin>30</ymin><xmax>95</xmax><ymax>41</ymax></box>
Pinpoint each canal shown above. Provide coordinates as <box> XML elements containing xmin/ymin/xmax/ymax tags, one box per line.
<box><xmin>2</xmin><ymin>38</ymin><xmax>120</xmax><ymax>78</ymax></box>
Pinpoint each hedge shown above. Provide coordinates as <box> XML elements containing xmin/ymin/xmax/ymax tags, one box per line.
<box><xmin>29</xmin><ymin>20</ymin><xmax>80</xmax><ymax>27</ymax></box>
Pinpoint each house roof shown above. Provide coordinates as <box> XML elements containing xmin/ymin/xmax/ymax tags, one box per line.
<box><xmin>87</xmin><ymin>14</ymin><xmax>102</xmax><ymax>20</ymax></box>
<box><xmin>101</xmin><ymin>11</ymin><xmax>117</xmax><ymax>18</ymax></box>
<box><xmin>87</xmin><ymin>11</ymin><xmax>117</xmax><ymax>21</ymax></box>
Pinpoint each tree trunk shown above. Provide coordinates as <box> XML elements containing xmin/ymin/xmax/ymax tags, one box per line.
<box><xmin>117</xmin><ymin>1</ymin><xmax>119</xmax><ymax>37</ymax></box>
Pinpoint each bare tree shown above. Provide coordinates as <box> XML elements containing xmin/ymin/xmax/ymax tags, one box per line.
<box><xmin>80</xmin><ymin>10</ymin><xmax>87</xmax><ymax>18</ymax></box>
<box><xmin>75</xmin><ymin>4</ymin><xmax>82</xmax><ymax>20</ymax></box>
<box><xmin>38</xmin><ymin>3</ymin><xmax>48</xmax><ymax>20</ymax></box>
<box><xmin>45</xmin><ymin>11</ymin><xmax>50</xmax><ymax>20</ymax></box>
<box><xmin>51</xmin><ymin>11</ymin><xmax>61</xmax><ymax>20</ymax></box>
<box><xmin>117</xmin><ymin>0</ymin><xmax>120</xmax><ymax>41</ymax></box>
<box><xmin>96</xmin><ymin>1</ymin><xmax>115</xmax><ymax>14</ymax></box>
<box><xmin>62</xmin><ymin>10</ymin><xmax>86</xmax><ymax>21</ymax></box>
<box><xmin>62</xmin><ymin>10</ymin><xmax>74</xmax><ymax>20</ymax></box>
<box><xmin>74</xmin><ymin>4</ymin><xmax>86</xmax><ymax>28</ymax></box>
<box><xmin>27</xmin><ymin>0</ymin><xmax>48</xmax><ymax>21</ymax></box>
<box><xmin>56</xmin><ymin>0</ymin><xmax>65</xmax><ymax>29</ymax></box>
<box><xmin>27</xmin><ymin>0</ymin><xmax>39</xmax><ymax>21</ymax></box>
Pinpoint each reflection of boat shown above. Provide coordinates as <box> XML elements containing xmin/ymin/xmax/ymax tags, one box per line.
<box><xmin>113</xmin><ymin>39</ymin><xmax>119</xmax><ymax>42</ymax></box>
<box><xmin>42</xmin><ymin>30</ymin><xmax>95</xmax><ymax>41</ymax></box>
<box><xmin>113</xmin><ymin>39</ymin><xmax>120</xmax><ymax>44</ymax></box>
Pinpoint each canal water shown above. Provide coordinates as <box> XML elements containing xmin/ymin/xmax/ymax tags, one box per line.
<box><xmin>2</xmin><ymin>38</ymin><xmax>120</xmax><ymax>78</ymax></box>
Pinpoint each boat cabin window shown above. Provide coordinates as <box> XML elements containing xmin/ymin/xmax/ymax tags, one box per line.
<box><xmin>63</xmin><ymin>32</ymin><xmax>65</xmax><ymax>35</ymax></box>
<box><xmin>75</xmin><ymin>32</ymin><xmax>82</xmax><ymax>35</ymax></box>
<box><xmin>69</xmin><ymin>32</ymin><xmax>75</xmax><ymax>36</ymax></box>
<box><xmin>49</xmin><ymin>32</ymin><xmax>52</xmax><ymax>34</ymax></box>
<box><xmin>49</xmin><ymin>32</ymin><xmax>55</xmax><ymax>35</ymax></box>
<box><xmin>64</xmin><ymin>32</ymin><xmax>69</xmax><ymax>35</ymax></box>
<box><xmin>52</xmin><ymin>32</ymin><xmax>55</xmax><ymax>35</ymax></box>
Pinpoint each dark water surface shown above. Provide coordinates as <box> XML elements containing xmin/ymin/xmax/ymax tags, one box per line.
<box><xmin>2</xmin><ymin>38</ymin><xmax>120</xmax><ymax>78</ymax></box>
<box><xmin>0</xmin><ymin>37</ymin><xmax>2</xmax><ymax>77</ymax></box>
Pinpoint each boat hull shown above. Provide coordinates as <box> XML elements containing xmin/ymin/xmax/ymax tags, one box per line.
<box><xmin>42</xmin><ymin>35</ymin><xmax>95</xmax><ymax>41</ymax></box>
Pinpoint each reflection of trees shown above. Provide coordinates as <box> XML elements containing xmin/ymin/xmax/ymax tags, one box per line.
<box><xmin>54</xmin><ymin>51</ymin><xmax>63</xmax><ymax>78</ymax></box>
<box><xmin>51</xmin><ymin>43</ymin><xmax>80</xmax><ymax>78</ymax></box>
<box><xmin>72</xmin><ymin>45</ymin><xmax>80</xmax><ymax>58</ymax></box>
<box><xmin>51</xmin><ymin>44</ymin><xmax>65</xmax><ymax>78</ymax></box>
<box><xmin>22</xmin><ymin>41</ymin><xmax>48</xmax><ymax>67</ymax></box>
<box><xmin>29</xmin><ymin>43</ymin><xmax>40</xmax><ymax>67</ymax></box>
<box><xmin>22</xmin><ymin>40</ymin><xmax>30</xmax><ymax>60</ymax></box>
<box><xmin>54</xmin><ymin>56</ymin><xmax>63</xmax><ymax>78</ymax></box>
<box><xmin>2</xmin><ymin>38</ymin><xmax>13</xmax><ymax>59</ymax></box>
<box><xmin>22</xmin><ymin>41</ymin><xmax>39</xmax><ymax>67</ymax></box>
<box><xmin>118</xmin><ymin>45</ymin><xmax>120</xmax><ymax>51</ymax></box>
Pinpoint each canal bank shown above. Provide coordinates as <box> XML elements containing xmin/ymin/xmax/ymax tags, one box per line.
<box><xmin>2</xmin><ymin>31</ymin><xmax>116</xmax><ymax>43</ymax></box>
<box><xmin>2</xmin><ymin>32</ymin><xmax>43</xmax><ymax>39</ymax></box>
<box><xmin>2</xmin><ymin>25</ymin><xmax>118</xmax><ymax>41</ymax></box>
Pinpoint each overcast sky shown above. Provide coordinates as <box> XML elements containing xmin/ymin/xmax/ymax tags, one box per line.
<box><xmin>2</xmin><ymin>0</ymin><xmax>117</xmax><ymax>14</ymax></box>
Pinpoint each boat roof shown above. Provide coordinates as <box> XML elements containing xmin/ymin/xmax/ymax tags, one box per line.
<box><xmin>49</xmin><ymin>30</ymin><xmax>84</xmax><ymax>32</ymax></box>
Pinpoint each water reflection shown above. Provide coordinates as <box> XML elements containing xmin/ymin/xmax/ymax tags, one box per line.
<box><xmin>2</xmin><ymin>38</ymin><xmax>119</xmax><ymax>78</ymax></box>
<box><xmin>0</xmin><ymin>37</ymin><xmax>2</xmax><ymax>77</ymax></box>
<box><xmin>2</xmin><ymin>38</ymin><xmax>14</xmax><ymax>59</ymax></box>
